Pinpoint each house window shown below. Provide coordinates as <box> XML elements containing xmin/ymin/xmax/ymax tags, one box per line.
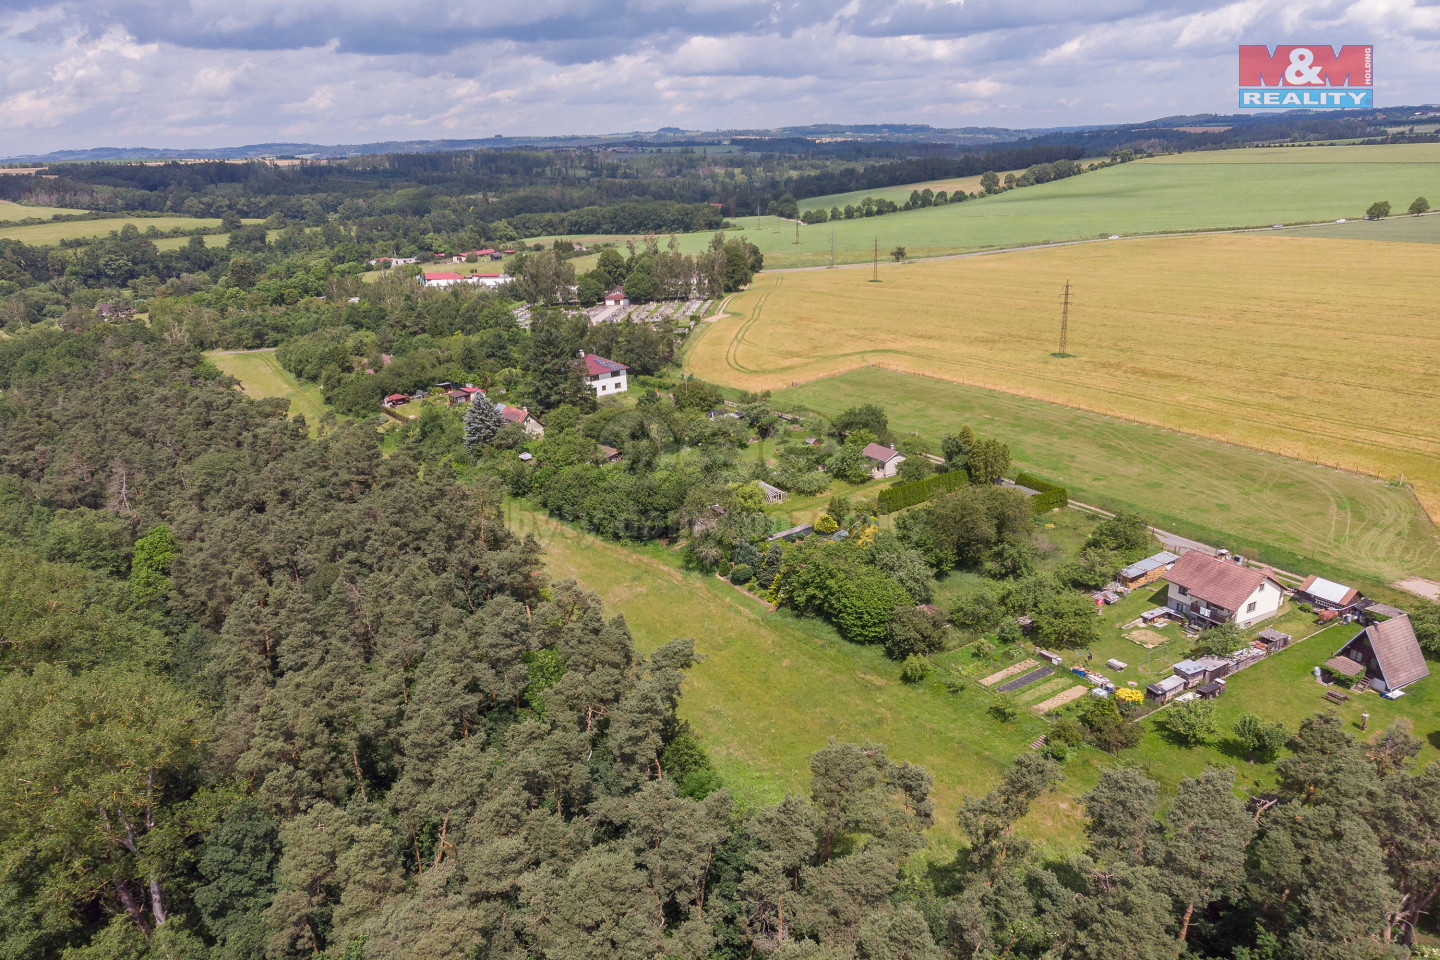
<box><xmin>1246</xmin><ymin>601</ymin><xmax>1257</xmax><ymax>613</ymax></box>
<box><xmin>1177</xmin><ymin>586</ymin><xmax>1189</xmax><ymax>596</ymax></box>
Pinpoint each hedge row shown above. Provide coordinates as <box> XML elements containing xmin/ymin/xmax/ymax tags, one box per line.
<box><xmin>877</xmin><ymin>469</ymin><xmax>969</xmax><ymax>514</ymax></box>
<box><xmin>1014</xmin><ymin>472</ymin><xmax>1069</xmax><ymax>513</ymax></box>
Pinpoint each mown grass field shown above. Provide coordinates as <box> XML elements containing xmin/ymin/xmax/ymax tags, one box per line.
<box><xmin>0</xmin><ymin>216</ymin><xmax>261</xmax><ymax>245</ymax></box>
<box><xmin>1290</xmin><ymin>211</ymin><xmax>1440</xmax><ymax>244</ymax></box>
<box><xmin>531</xmin><ymin>143</ymin><xmax>1440</xmax><ymax>269</ymax></box>
<box><xmin>759</xmin><ymin>368</ymin><xmax>1440</xmax><ymax>587</ymax></box>
<box><xmin>206</xmin><ymin>349</ymin><xmax>329</xmax><ymax>430</ymax></box>
<box><xmin>508</xmin><ymin>504</ymin><xmax>1085</xmax><ymax>849</ymax></box>
<box><xmin>0</xmin><ymin>199</ymin><xmax>91</xmax><ymax>221</ymax></box>
<box><xmin>686</xmin><ymin>232</ymin><xmax>1440</xmax><ymax>580</ymax></box>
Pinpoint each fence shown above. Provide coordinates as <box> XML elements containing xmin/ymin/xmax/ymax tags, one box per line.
<box><xmin>1014</xmin><ymin>472</ymin><xmax>1068</xmax><ymax>513</ymax></box>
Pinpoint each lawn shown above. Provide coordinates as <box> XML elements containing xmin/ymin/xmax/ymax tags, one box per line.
<box><xmin>0</xmin><ymin>216</ymin><xmax>260</xmax><ymax>245</ymax></box>
<box><xmin>206</xmin><ymin>349</ymin><xmax>329</xmax><ymax>430</ymax></box>
<box><xmin>509</xmin><ymin>503</ymin><xmax>1083</xmax><ymax>849</ymax></box>
<box><xmin>527</xmin><ymin>142</ymin><xmax>1440</xmax><ymax>269</ymax></box>
<box><xmin>685</xmin><ymin>232</ymin><xmax>1440</xmax><ymax>582</ymax></box>
<box><xmin>0</xmin><ymin>199</ymin><xmax>91</xmax><ymax>221</ymax></box>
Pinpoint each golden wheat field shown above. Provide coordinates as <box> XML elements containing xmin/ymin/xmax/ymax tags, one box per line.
<box><xmin>688</xmin><ymin>233</ymin><xmax>1440</xmax><ymax>517</ymax></box>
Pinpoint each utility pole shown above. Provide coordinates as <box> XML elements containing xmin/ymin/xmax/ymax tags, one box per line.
<box><xmin>794</xmin><ymin>220</ymin><xmax>800</xmax><ymax>244</ymax></box>
<box><xmin>829</xmin><ymin>230</ymin><xmax>835</xmax><ymax>268</ymax></box>
<box><xmin>870</xmin><ymin>237</ymin><xmax>880</xmax><ymax>282</ymax></box>
<box><xmin>1055</xmin><ymin>280</ymin><xmax>1072</xmax><ymax>356</ymax></box>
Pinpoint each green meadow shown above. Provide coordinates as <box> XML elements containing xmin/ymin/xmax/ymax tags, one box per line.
<box><xmin>205</xmin><ymin>348</ymin><xmax>329</xmax><ymax>430</ymax></box>
<box><xmin>767</xmin><ymin>367</ymin><xmax>1440</xmax><ymax>587</ymax></box>
<box><xmin>532</xmin><ymin>143</ymin><xmax>1440</xmax><ymax>268</ymax></box>
<box><xmin>0</xmin><ymin>216</ymin><xmax>261</xmax><ymax>246</ymax></box>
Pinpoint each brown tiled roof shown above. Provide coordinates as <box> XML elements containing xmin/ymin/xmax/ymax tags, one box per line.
<box><xmin>861</xmin><ymin>442</ymin><xmax>901</xmax><ymax>463</ymax></box>
<box><xmin>1165</xmin><ymin>550</ymin><xmax>1279</xmax><ymax>612</ymax></box>
<box><xmin>1358</xmin><ymin>615</ymin><xmax>1429</xmax><ymax>690</ymax></box>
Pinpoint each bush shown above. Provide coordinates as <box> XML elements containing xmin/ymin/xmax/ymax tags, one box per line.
<box><xmin>885</xmin><ymin>605</ymin><xmax>947</xmax><ymax>661</ymax></box>
<box><xmin>1161</xmin><ymin>698</ymin><xmax>1219</xmax><ymax>746</ymax></box>
<box><xmin>1014</xmin><ymin>472</ymin><xmax>1068</xmax><ymax>513</ymax></box>
<box><xmin>900</xmin><ymin>655</ymin><xmax>931</xmax><ymax>684</ymax></box>
<box><xmin>814</xmin><ymin>514</ymin><xmax>839</xmax><ymax>535</ymax></box>
<box><xmin>876</xmin><ymin>470</ymin><xmax>968</xmax><ymax>515</ymax></box>
<box><xmin>728</xmin><ymin>563</ymin><xmax>754</xmax><ymax>585</ymax></box>
<box><xmin>717</xmin><ymin>558</ymin><xmax>732</xmax><ymax>577</ymax></box>
<box><xmin>989</xmin><ymin>694</ymin><xmax>1020</xmax><ymax>722</ymax></box>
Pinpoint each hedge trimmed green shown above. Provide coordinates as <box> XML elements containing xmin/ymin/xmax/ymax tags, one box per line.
<box><xmin>1014</xmin><ymin>471</ymin><xmax>1069</xmax><ymax>513</ymax></box>
<box><xmin>877</xmin><ymin>469</ymin><xmax>969</xmax><ymax>514</ymax></box>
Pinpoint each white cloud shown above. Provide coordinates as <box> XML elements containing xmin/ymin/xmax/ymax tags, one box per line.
<box><xmin>0</xmin><ymin>1</ymin><xmax>1435</xmax><ymax>153</ymax></box>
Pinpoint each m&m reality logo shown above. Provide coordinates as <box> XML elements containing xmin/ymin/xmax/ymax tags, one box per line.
<box><xmin>1238</xmin><ymin>45</ymin><xmax>1373</xmax><ymax>109</ymax></box>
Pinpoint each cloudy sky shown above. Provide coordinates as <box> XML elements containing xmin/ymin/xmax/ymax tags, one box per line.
<box><xmin>1</xmin><ymin>1</ymin><xmax>1437</xmax><ymax>153</ymax></box>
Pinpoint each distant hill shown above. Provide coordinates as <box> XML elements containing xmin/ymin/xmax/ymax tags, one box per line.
<box><xmin>4</xmin><ymin>107</ymin><xmax>1436</xmax><ymax>163</ymax></box>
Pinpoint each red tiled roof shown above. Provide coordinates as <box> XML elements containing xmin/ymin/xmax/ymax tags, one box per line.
<box><xmin>498</xmin><ymin>405</ymin><xmax>529</xmax><ymax>424</ymax></box>
<box><xmin>423</xmin><ymin>272</ymin><xmax>464</xmax><ymax>280</ymax></box>
<box><xmin>862</xmin><ymin>442</ymin><xmax>901</xmax><ymax>463</ymax></box>
<box><xmin>1165</xmin><ymin>551</ymin><xmax>1280</xmax><ymax>612</ymax></box>
<box><xmin>581</xmin><ymin>354</ymin><xmax>629</xmax><ymax>376</ymax></box>
<box><xmin>605</xmin><ymin>287</ymin><xmax>627</xmax><ymax>299</ymax></box>
<box><xmin>459</xmin><ymin>386</ymin><xmax>482</xmax><ymax>395</ymax></box>
<box><xmin>385</xmin><ymin>393</ymin><xmax>407</xmax><ymax>402</ymax></box>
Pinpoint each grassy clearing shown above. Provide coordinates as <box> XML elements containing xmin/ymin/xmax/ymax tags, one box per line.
<box><xmin>508</xmin><ymin>504</ymin><xmax>1081</xmax><ymax>848</ymax></box>
<box><xmin>0</xmin><ymin>216</ymin><xmax>262</xmax><ymax>246</ymax></box>
<box><xmin>205</xmin><ymin>349</ymin><xmax>329</xmax><ymax>430</ymax></box>
<box><xmin>533</xmin><ymin>143</ymin><xmax>1440</xmax><ymax>269</ymax></box>
<box><xmin>1289</xmin><ymin>212</ymin><xmax>1440</xmax><ymax>244</ymax></box>
<box><xmin>0</xmin><ymin>199</ymin><xmax>91</xmax><ymax>220</ymax></box>
<box><xmin>686</xmin><ymin>232</ymin><xmax>1440</xmax><ymax>579</ymax></box>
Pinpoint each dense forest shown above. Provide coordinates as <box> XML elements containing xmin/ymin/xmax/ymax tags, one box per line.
<box><xmin>2</xmin><ymin>320</ymin><xmax>1440</xmax><ymax>960</ymax></box>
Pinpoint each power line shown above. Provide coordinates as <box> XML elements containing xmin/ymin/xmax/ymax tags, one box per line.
<box><xmin>870</xmin><ymin>237</ymin><xmax>880</xmax><ymax>282</ymax></box>
<box><xmin>1054</xmin><ymin>280</ymin><xmax>1073</xmax><ymax>357</ymax></box>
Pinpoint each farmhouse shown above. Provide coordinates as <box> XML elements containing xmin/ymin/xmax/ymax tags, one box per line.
<box><xmin>421</xmin><ymin>272</ymin><xmax>513</xmax><ymax>289</ymax></box>
<box><xmin>497</xmin><ymin>404</ymin><xmax>544</xmax><ymax>438</ymax></box>
<box><xmin>862</xmin><ymin>443</ymin><xmax>906</xmax><ymax>479</ymax></box>
<box><xmin>1164</xmin><ymin>550</ymin><xmax>1284</xmax><ymax>628</ymax></box>
<box><xmin>1119</xmin><ymin>550</ymin><xmax>1180</xmax><ymax>587</ymax></box>
<box><xmin>1295</xmin><ymin>575</ymin><xmax>1362</xmax><ymax>613</ymax></box>
<box><xmin>383</xmin><ymin>393</ymin><xmax>410</xmax><ymax>408</ymax></box>
<box><xmin>604</xmin><ymin>286</ymin><xmax>630</xmax><ymax>307</ymax></box>
<box><xmin>1323</xmin><ymin>615</ymin><xmax>1429</xmax><ymax>693</ymax></box>
<box><xmin>598</xmin><ymin>444</ymin><xmax>623</xmax><ymax>463</ymax></box>
<box><xmin>421</xmin><ymin>272</ymin><xmax>467</xmax><ymax>288</ymax></box>
<box><xmin>579</xmin><ymin>353</ymin><xmax>629</xmax><ymax>396</ymax></box>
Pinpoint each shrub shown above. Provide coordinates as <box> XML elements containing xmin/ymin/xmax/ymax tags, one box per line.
<box><xmin>1014</xmin><ymin>472</ymin><xmax>1068</xmax><ymax>513</ymax></box>
<box><xmin>1161</xmin><ymin>698</ymin><xmax>1219</xmax><ymax>746</ymax></box>
<box><xmin>876</xmin><ymin>469</ymin><xmax>968</xmax><ymax>515</ymax></box>
<box><xmin>717</xmin><ymin>558</ymin><xmax>732</xmax><ymax>577</ymax></box>
<box><xmin>900</xmin><ymin>655</ymin><xmax>931</xmax><ymax>684</ymax></box>
<box><xmin>814</xmin><ymin>514</ymin><xmax>839</xmax><ymax>535</ymax></box>
<box><xmin>728</xmin><ymin>563</ymin><xmax>754</xmax><ymax>585</ymax></box>
<box><xmin>989</xmin><ymin>694</ymin><xmax>1020</xmax><ymax>722</ymax></box>
<box><xmin>885</xmin><ymin>605</ymin><xmax>947</xmax><ymax>661</ymax></box>
<box><xmin>1115</xmin><ymin>687</ymin><xmax>1144</xmax><ymax>705</ymax></box>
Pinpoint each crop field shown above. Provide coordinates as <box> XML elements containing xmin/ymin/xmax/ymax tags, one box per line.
<box><xmin>687</xmin><ymin>232</ymin><xmax>1440</xmax><ymax>581</ymax></box>
<box><xmin>0</xmin><ymin>199</ymin><xmax>91</xmax><ymax>220</ymax></box>
<box><xmin>799</xmin><ymin>169</ymin><xmax>1025</xmax><ymax>211</ymax></box>
<box><xmin>1289</xmin><ymin>212</ymin><xmax>1440</xmax><ymax>244</ymax></box>
<box><xmin>0</xmin><ymin>216</ymin><xmax>254</xmax><ymax>245</ymax></box>
<box><xmin>530</xmin><ymin>143</ymin><xmax>1440</xmax><ymax>269</ymax></box>
<box><xmin>205</xmin><ymin>349</ymin><xmax>329</xmax><ymax>429</ymax></box>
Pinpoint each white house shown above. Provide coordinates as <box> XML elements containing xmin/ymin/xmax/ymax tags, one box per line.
<box><xmin>861</xmin><ymin>442</ymin><xmax>906</xmax><ymax>479</ymax></box>
<box><xmin>421</xmin><ymin>271</ymin><xmax>512</xmax><ymax>289</ymax></box>
<box><xmin>579</xmin><ymin>353</ymin><xmax>629</xmax><ymax>396</ymax></box>
<box><xmin>1164</xmin><ymin>550</ymin><xmax>1285</xmax><ymax>629</ymax></box>
<box><xmin>604</xmin><ymin>286</ymin><xmax>630</xmax><ymax>307</ymax></box>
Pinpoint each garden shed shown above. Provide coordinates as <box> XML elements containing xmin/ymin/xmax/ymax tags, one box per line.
<box><xmin>1119</xmin><ymin>550</ymin><xmax>1180</xmax><ymax>587</ymax></box>
<box><xmin>1147</xmin><ymin>675</ymin><xmax>1186</xmax><ymax>703</ymax></box>
<box><xmin>1325</xmin><ymin>614</ymin><xmax>1430</xmax><ymax>693</ymax></box>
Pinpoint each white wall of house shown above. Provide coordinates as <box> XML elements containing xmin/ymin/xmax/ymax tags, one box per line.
<box><xmin>869</xmin><ymin>454</ymin><xmax>905</xmax><ymax>479</ymax></box>
<box><xmin>587</xmin><ymin>371</ymin><xmax>628</xmax><ymax>396</ymax></box>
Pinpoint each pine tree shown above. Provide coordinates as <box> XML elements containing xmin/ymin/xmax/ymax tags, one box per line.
<box><xmin>463</xmin><ymin>398</ymin><xmax>504</xmax><ymax>453</ymax></box>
